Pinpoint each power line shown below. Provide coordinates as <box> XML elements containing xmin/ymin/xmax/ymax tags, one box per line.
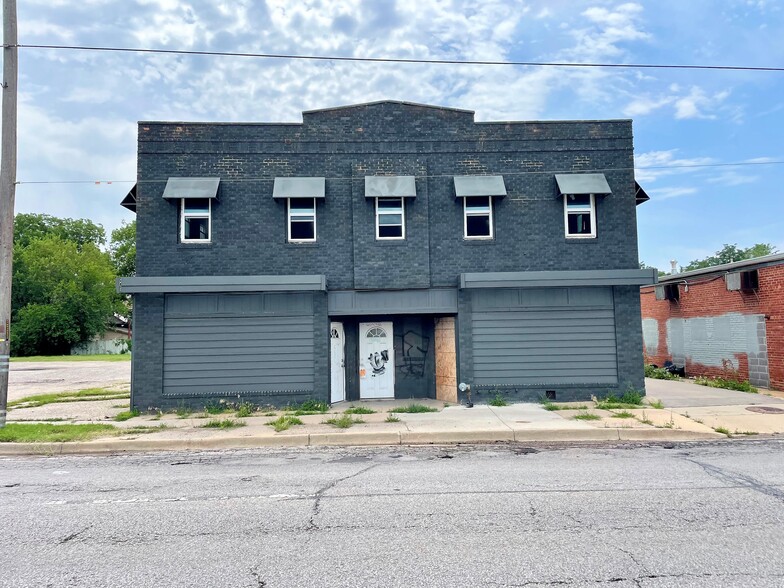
<box><xmin>15</xmin><ymin>160</ymin><xmax>784</xmax><ymax>186</ymax></box>
<box><xmin>16</xmin><ymin>44</ymin><xmax>784</xmax><ymax>72</ymax></box>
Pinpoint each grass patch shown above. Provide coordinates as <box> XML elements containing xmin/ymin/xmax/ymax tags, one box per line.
<box><xmin>114</xmin><ymin>409</ymin><xmax>140</xmax><ymax>422</ymax></box>
<box><xmin>344</xmin><ymin>406</ymin><xmax>376</xmax><ymax>415</ymax></box>
<box><xmin>541</xmin><ymin>401</ymin><xmax>588</xmax><ymax>411</ymax></box>
<box><xmin>637</xmin><ymin>410</ymin><xmax>654</xmax><ymax>426</ymax></box>
<box><xmin>612</xmin><ymin>410</ymin><xmax>635</xmax><ymax>419</ymax></box>
<box><xmin>645</xmin><ymin>364</ymin><xmax>680</xmax><ymax>380</ymax></box>
<box><xmin>123</xmin><ymin>424</ymin><xmax>169</xmax><ymax>434</ymax></box>
<box><xmin>385</xmin><ymin>415</ymin><xmax>401</xmax><ymax>423</ymax></box>
<box><xmin>10</xmin><ymin>354</ymin><xmax>131</xmax><ymax>363</ymax></box>
<box><xmin>488</xmin><ymin>394</ymin><xmax>508</xmax><ymax>407</ymax></box>
<box><xmin>9</xmin><ymin>388</ymin><xmax>130</xmax><ymax>409</ymax></box>
<box><xmin>573</xmin><ymin>411</ymin><xmax>601</xmax><ymax>421</ymax></box>
<box><xmin>266</xmin><ymin>415</ymin><xmax>303</xmax><ymax>432</ymax></box>
<box><xmin>695</xmin><ymin>375</ymin><xmax>757</xmax><ymax>393</ymax></box>
<box><xmin>595</xmin><ymin>389</ymin><xmax>645</xmax><ymax>410</ymax></box>
<box><xmin>713</xmin><ymin>426</ymin><xmax>731</xmax><ymax>436</ymax></box>
<box><xmin>647</xmin><ymin>399</ymin><xmax>665</xmax><ymax>409</ymax></box>
<box><xmin>262</xmin><ymin>411</ymin><xmax>277</xmax><ymax>417</ymax></box>
<box><xmin>175</xmin><ymin>405</ymin><xmax>193</xmax><ymax>419</ymax></box>
<box><xmin>235</xmin><ymin>402</ymin><xmax>256</xmax><ymax>418</ymax></box>
<box><xmin>283</xmin><ymin>399</ymin><xmax>329</xmax><ymax>416</ymax></box>
<box><xmin>199</xmin><ymin>419</ymin><xmax>246</xmax><ymax>429</ymax></box>
<box><xmin>324</xmin><ymin>415</ymin><xmax>365</xmax><ymax>429</ymax></box>
<box><xmin>389</xmin><ymin>404</ymin><xmax>438</xmax><ymax>414</ymax></box>
<box><xmin>0</xmin><ymin>423</ymin><xmax>118</xmax><ymax>443</ymax></box>
<box><xmin>204</xmin><ymin>401</ymin><xmax>233</xmax><ymax>415</ymax></box>
<box><xmin>733</xmin><ymin>430</ymin><xmax>759</xmax><ymax>436</ymax></box>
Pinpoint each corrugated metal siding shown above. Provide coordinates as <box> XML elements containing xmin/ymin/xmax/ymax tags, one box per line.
<box><xmin>471</xmin><ymin>287</ymin><xmax>618</xmax><ymax>385</ymax></box>
<box><xmin>162</xmin><ymin>293</ymin><xmax>315</xmax><ymax>396</ymax></box>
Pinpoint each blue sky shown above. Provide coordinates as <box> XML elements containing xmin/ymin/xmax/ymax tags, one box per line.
<box><xmin>10</xmin><ymin>0</ymin><xmax>784</xmax><ymax>271</ymax></box>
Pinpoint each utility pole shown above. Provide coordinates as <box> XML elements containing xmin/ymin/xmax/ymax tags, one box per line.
<box><xmin>0</xmin><ymin>0</ymin><xmax>18</xmax><ymax>428</ymax></box>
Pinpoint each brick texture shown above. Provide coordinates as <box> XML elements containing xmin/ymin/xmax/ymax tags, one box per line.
<box><xmin>641</xmin><ymin>263</ymin><xmax>784</xmax><ymax>390</ymax></box>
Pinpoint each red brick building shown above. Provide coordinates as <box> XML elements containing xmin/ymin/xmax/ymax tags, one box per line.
<box><xmin>640</xmin><ymin>254</ymin><xmax>784</xmax><ymax>391</ymax></box>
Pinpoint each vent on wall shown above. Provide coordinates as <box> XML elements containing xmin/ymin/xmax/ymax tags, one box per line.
<box><xmin>654</xmin><ymin>284</ymin><xmax>680</xmax><ymax>301</ymax></box>
<box><xmin>726</xmin><ymin>270</ymin><xmax>760</xmax><ymax>292</ymax></box>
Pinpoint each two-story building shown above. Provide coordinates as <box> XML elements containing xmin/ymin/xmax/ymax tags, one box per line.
<box><xmin>118</xmin><ymin>101</ymin><xmax>655</xmax><ymax>410</ymax></box>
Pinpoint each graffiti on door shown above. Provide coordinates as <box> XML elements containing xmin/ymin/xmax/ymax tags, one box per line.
<box><xmin>367</xmin><ymin>350</ymin><xmax>389</xmax><ymax>375</ymax></box>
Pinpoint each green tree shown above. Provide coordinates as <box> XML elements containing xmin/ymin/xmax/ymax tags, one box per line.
<box><xmin>110</xmin><ymin>220</ymin><xmax>136</xmax><ymax>277</ymax></box>
<box><xmin>682</xmin><ymin>243</ymin><xmax>778</xmax><ymax>272</ymax></box>
<box><xmin>13</xmin><ymin>213</ymin><xmax>106</xmax><ymax>249</ymax></box>
<box><xmin>11</xmin><ymin>236</ymin><xmax>117</xmax><ymax>356</ymax></box>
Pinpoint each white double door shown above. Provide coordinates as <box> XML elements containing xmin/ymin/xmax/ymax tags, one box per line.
<box><xmin>359</xmin><ymin>321</ymin><xmax>394</xmax><ymax>399</ymax></box>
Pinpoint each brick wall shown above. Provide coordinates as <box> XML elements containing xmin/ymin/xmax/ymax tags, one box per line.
<box><xmin>640</xmin><ymin>263</ymin><xmax>784</xmax><ymax>390</ymax></box>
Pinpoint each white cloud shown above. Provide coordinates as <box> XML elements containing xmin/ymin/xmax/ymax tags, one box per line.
<box><xmin>705</xmin><ymin>171</ymin><xmax>759</xmax><ymax>186</ymax></box>
<box><xmin>635</xmin><ymin>149</ymin><xmax>714</xmax><ymax>183</ymax></box>
<box><xmin>647</xmin><ymin>186</ymin><xmax>698</xmax><ymax>200</ymax></box>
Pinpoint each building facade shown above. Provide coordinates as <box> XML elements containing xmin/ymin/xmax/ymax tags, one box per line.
<box><xmin>641</xmin><ymin>254</ymin><xmax>784</xmax><ymax>390</ymax></box>
<box><xmin>119</xmin><ymin>101</ymin><xmax>654</xmax><ymax>410</ymax></box>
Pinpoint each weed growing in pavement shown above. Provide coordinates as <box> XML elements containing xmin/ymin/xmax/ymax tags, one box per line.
<box><xmin>235</xmin><ymin>402</ymin><xmax>256</xmax><ymax>418</ymax></box>
<box><xmin>638</xmin><ymin>410</ymin><xmax>654</xmax><ymax>425</ymax></box>
<box><xmin>8</xmin><ymin>388</ymin><xmax>130</xmax><ymax>410</ymax></box>
<box><xmin>595</xmin><ymin>389</ymin><xmax>645</xmax><ymax>410</ymax></box>
<box><xmin>488</xmin><ymin>393</ymin><xmax>509</xmax><ymax>407</ymax></box>
<box><xmin>324</xmin><ymin>415</ymin><xmax>365</xmax><ymax>429</ymax></box>
<box><xmin>713</xmin><ymin>426</ymin><xmax>731</xmax><ymax>436</ymax></box>
<box><xmin>262</xmin><ymin>411</ymin><xmax>277</xmax><ymax>417</ymax></box>
<box><xmin>385</xmin><ymin>415</ymin><xmax>401</xmax><ymax>423</ymax></box>
<box><xmin>541</xmin><ymin>401</ymin><xmax>588</xmax><ymax>411</ymax></box>
<box><xmin>344</xmin><ymin>406</ymin><xmax>376</xmax><ymax>415</ymax></box>
<box><xmin>733</xmin><ymin>430</ymin><xmax>759</xmax><ymax>436</ymax></box>
<box><xmin>266</xmin><ymin>416</ymin><xmax>303</xmax><ymax>432</ymax></box>
<box><xmin>199</xmin><ymin>419</ymin><xmax>246</xmax><ymax>429</ymax></box>
<box><xmin>695</xmin><ymin>375</ymin><xmax>757</xmax><ymax>393</ymax></box>
<box><xmin>204</xmin><ymin>400</ymin><xmax>232</xmax><ymax>415</ymax></box>
<box><xmin>389</xmin><ymin>404</ymin><xmax>438</xmax><ymax>414</ymax></box>
<box><xmin>283</xmin><ymin>399</ymin><xmax>329</xmax><ymax>416</ymax></box>
<box><xmin>647</xmin><ymin>399</ymin><xmax>665</xmax><ymax>409</ymax></box>
<box><xmin>175</xmin><ymin>404</ymin><xmax>193</xmax><ymax>418</ymax></box>
<box><xmin>573</xmin><ymin>411</ymin><xmax>601</xmax><ymax>421</ymax></box>
<box><xmin>612</xmin><ymin>410</ymin><xmax>635</xmax><ymax>419</ymax></box>
<box><xmin>114</xmin><ymin>409</ymin><xmax>140</xmax><ymax>422</ymax></box>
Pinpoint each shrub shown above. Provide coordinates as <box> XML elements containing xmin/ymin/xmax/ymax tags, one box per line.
<box><xmin>645</xmin><ymin>364</ymin><xmax>680</xmax><ymax>380</ymax></box>
<box><xmin>488</xmin><ymin>393</ymin><xmax>508</xmax><ymax>407</ymax></box>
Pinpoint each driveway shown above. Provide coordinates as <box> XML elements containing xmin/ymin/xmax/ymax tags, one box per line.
<box><xmin>645</xmin><ymin>377</ymin><xmax>784</xmax><ymax>408</ymax></box>
<box><xmin>8</xmin><ymin>360</ymin><xmax>131</xmax><ymax>401</ymax></box>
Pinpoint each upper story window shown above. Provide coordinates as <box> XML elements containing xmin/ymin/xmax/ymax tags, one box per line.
<box><xmin>376</xmin><ymin>197</ymin><xmax>405</xmax><ymax>239</ymax></box>
<box><xmin>564</xmin><ymin>193</ymin><xmax>596</xmax><ymax>238</ymax></box>
<box><xmin>464</xmin><ymin>196</ymin><xmax>493</xmax><ymax>239</ymax></box>
<box><xmin>288</xmin><ymin>197</ymin><xmax>316</xmax><ymax>242</ymax></box>
<box><xmin>181</xmin><ymin>198</ymin><xmax>211</xmax><ymax>242</ymax></box>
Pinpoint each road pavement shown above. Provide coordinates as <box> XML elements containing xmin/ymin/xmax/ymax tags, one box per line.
<box><xmin>7</xmin><ymin>360</ymin><xmax>131</xmax><ymax>401</ymax></box>
<box><xmin>2</xmin><ymin>441</ymin><xmax>784</xmax><ymax>587</ymax></box>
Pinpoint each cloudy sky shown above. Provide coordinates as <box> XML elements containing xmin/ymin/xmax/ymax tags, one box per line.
<box><xmin>11</xmin><ymin>0</ymin><xmax>784</xmax><ymax>271</ymax></box>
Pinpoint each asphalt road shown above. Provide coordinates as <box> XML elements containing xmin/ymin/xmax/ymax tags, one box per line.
<box><xmin>2</xmin><ymin>441</ymin><xmax>784</xmax><ymax>588</ymax></box>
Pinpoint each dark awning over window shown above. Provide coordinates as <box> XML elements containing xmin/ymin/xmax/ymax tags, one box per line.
<box><xmin>365</xmin><ymin>176</ymin><xmax>416</xmax><ymax>198</ymax></box>
<box><xmin>554</xmin><ymin>173</ymin><xmax>611</xmax><ymax>197</ymax></box>
<box><xmin>162</xmin><ymin>177</ymin><xmax>220</xmax><ymax>200</ymax></box>
<box><xmin>453</xmin><ymin>175</ymin><xmax>507</xmax><ymax>198</ymax></box>
<box><xmin>120</xmin><ymin>184</ymin><xmax>137</xmax><ymax>213</ymax></box>
<box><xmin>273</xmin><ymin>177</ymin><xmax>326</xmax><ymax>199</ymax></box>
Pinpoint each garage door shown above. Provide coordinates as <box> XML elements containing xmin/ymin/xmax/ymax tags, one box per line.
<box><xmin>471</xmin><ymin>287</ymin><xmax>618</xmax><ymax>386</ymax></box>
<box><xmin>163</xmin><ymin>293</ymin><xmax>315</xmax><ymax>397</ymax></box>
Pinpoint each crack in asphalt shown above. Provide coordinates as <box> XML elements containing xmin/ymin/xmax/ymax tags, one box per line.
<box><xmin>58</xmin><ymin>525</ymin><xmax>92</xmax><ymax>545</ymax></box>
<box><xmin>306</xmin><ymin>462</ymin><xmax>380</xmax><ymax>531</ymax></box>
<box><xmin>485</xmin><ymin>572</ymin><xmax>784</xmax><ymax>586</ymax></box>
<box><xmin>682</xmin><ymin>457</ymin><xmax>784</xmax><ymax>503</ymax></box>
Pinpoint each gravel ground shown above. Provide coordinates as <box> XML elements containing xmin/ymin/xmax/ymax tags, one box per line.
<box><xmin>8</xmin><ymin>360</ymin><xmax>131</xmax><ymax>401</ymax></box>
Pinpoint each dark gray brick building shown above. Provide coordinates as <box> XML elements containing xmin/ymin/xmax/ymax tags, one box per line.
<box><xmin>119</xmin><ymin>101</ymin><xmax>655</xmax><ymax>410</ymax></box>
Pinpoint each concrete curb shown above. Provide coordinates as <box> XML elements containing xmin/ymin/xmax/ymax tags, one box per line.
<box><xmin>0</xmin><ymin>427</ymin><xmax>727</xmax><ymax>455</ymax></box>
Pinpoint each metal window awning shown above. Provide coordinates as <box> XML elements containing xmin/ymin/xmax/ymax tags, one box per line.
<box><xmin>365</xmin><ymin>176</ymin><xmax>416</xmax><ymax>198</ymax></box>
<box><xmin>273</xmin><ymin>177</ymin><xmax>326</xmax><ymax>199</ymax></box>
<box><xmin>162</xmin><ymin>177</ymin><xmax>220</xmax><ymax>200</ymax></box>
<box><xmin>120</xmin><ymin>184</ymin><xmax>137</xmax><ymax>213</ymax></box>
<box><xmin>453</xmin><ymin>175</ymin><xmax>507</xmax><ymax>198</ymax></box>
<box><xmin>554</xmin><ymin>173</ymin><xmax>612</xmax><ymax>197</ymax></box>
<box><xmin>460</xmin><ymin>269</ymin><xmax>658</xmax><ymax>289</ymax></box>
<box><xmin>635</xmin><ymin>181</ymin><xmax>650</xmax><ymax>206</ymax></box>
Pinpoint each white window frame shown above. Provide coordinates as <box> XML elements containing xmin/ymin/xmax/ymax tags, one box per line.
<box><xmin>375</xmin><ymin>197</ymin><xmax>405</xmax><ymax>240</ymax></box>
<box><xmin>563</xmin><ymin>193</ymin><xmax>597</xmax><ymax>239</ymax></box>
<box><xmin>463</xmin><ymin>196</ymin><xmax>493</xmax><ymax>240</ymax></box>
<box><xmin>287</xmin><ymin>197</ymin><xmax>317</xmax><ymax>243</ymax></box>
<box><xmin>180</xmin><ymin>198</ymin><xmax>211</xmax><ymax>243</ymax></box>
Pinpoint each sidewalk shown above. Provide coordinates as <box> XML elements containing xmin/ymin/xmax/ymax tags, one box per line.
<box><xmin>4</xmin><ymin>377</ymin><xmax>784</xmax><ymax>455</ymax></box>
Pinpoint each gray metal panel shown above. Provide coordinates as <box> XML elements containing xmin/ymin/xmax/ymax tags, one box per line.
<box><xmin>272</xmin><ymin>177</ymin><xmax>326</xmax><ymax>199</ymax></box>
<box><xmin>453</xmin><ymin>175</ymin><xmax>507</xmax><ymax>198</ymax></box>
<box><xmin>364</xmin><ymin>175</ymin><xmax>416</xmax><ymax>198</ymax></box>
<box><xmin>461</xmin><ymin>269</ymin><xmax>657</xmax><ymax>289</ymax></box>
<box><xmin>471</xmin><ymin>287</ymin><xmax>618</xmax><ymax>386</ymax></box>
<box><xmin>161</xmin><ymin>177</ymin><xmax>220</xmax><ymax>200</ymax></box>
<box><xmin>118</xmin><ymin>274</ymin><xmax>326</xmax><ymax>294</ymax></box>
<box><xmin>165</xmin><ymin>293</ymin><xmax>313</xmax><ymax>317</ymax></box>
<box><xmin>162</xmin><ymin>297</ymin><xmax>315</xmax><ymax>396</ymax></box>
<box><xmin>554</xmin><ymin>173</ymin><xmax>612</xmax><ymax>196</ymax></box>
<box><xmin>328</xmin><ymin>288</ymin><xmax>458</xmax><ymax>316</ymax></box>
<box><xmin>725</xmin><ymin>272</ymin><xmax>741</xmax><ymax>291</ymax></box>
